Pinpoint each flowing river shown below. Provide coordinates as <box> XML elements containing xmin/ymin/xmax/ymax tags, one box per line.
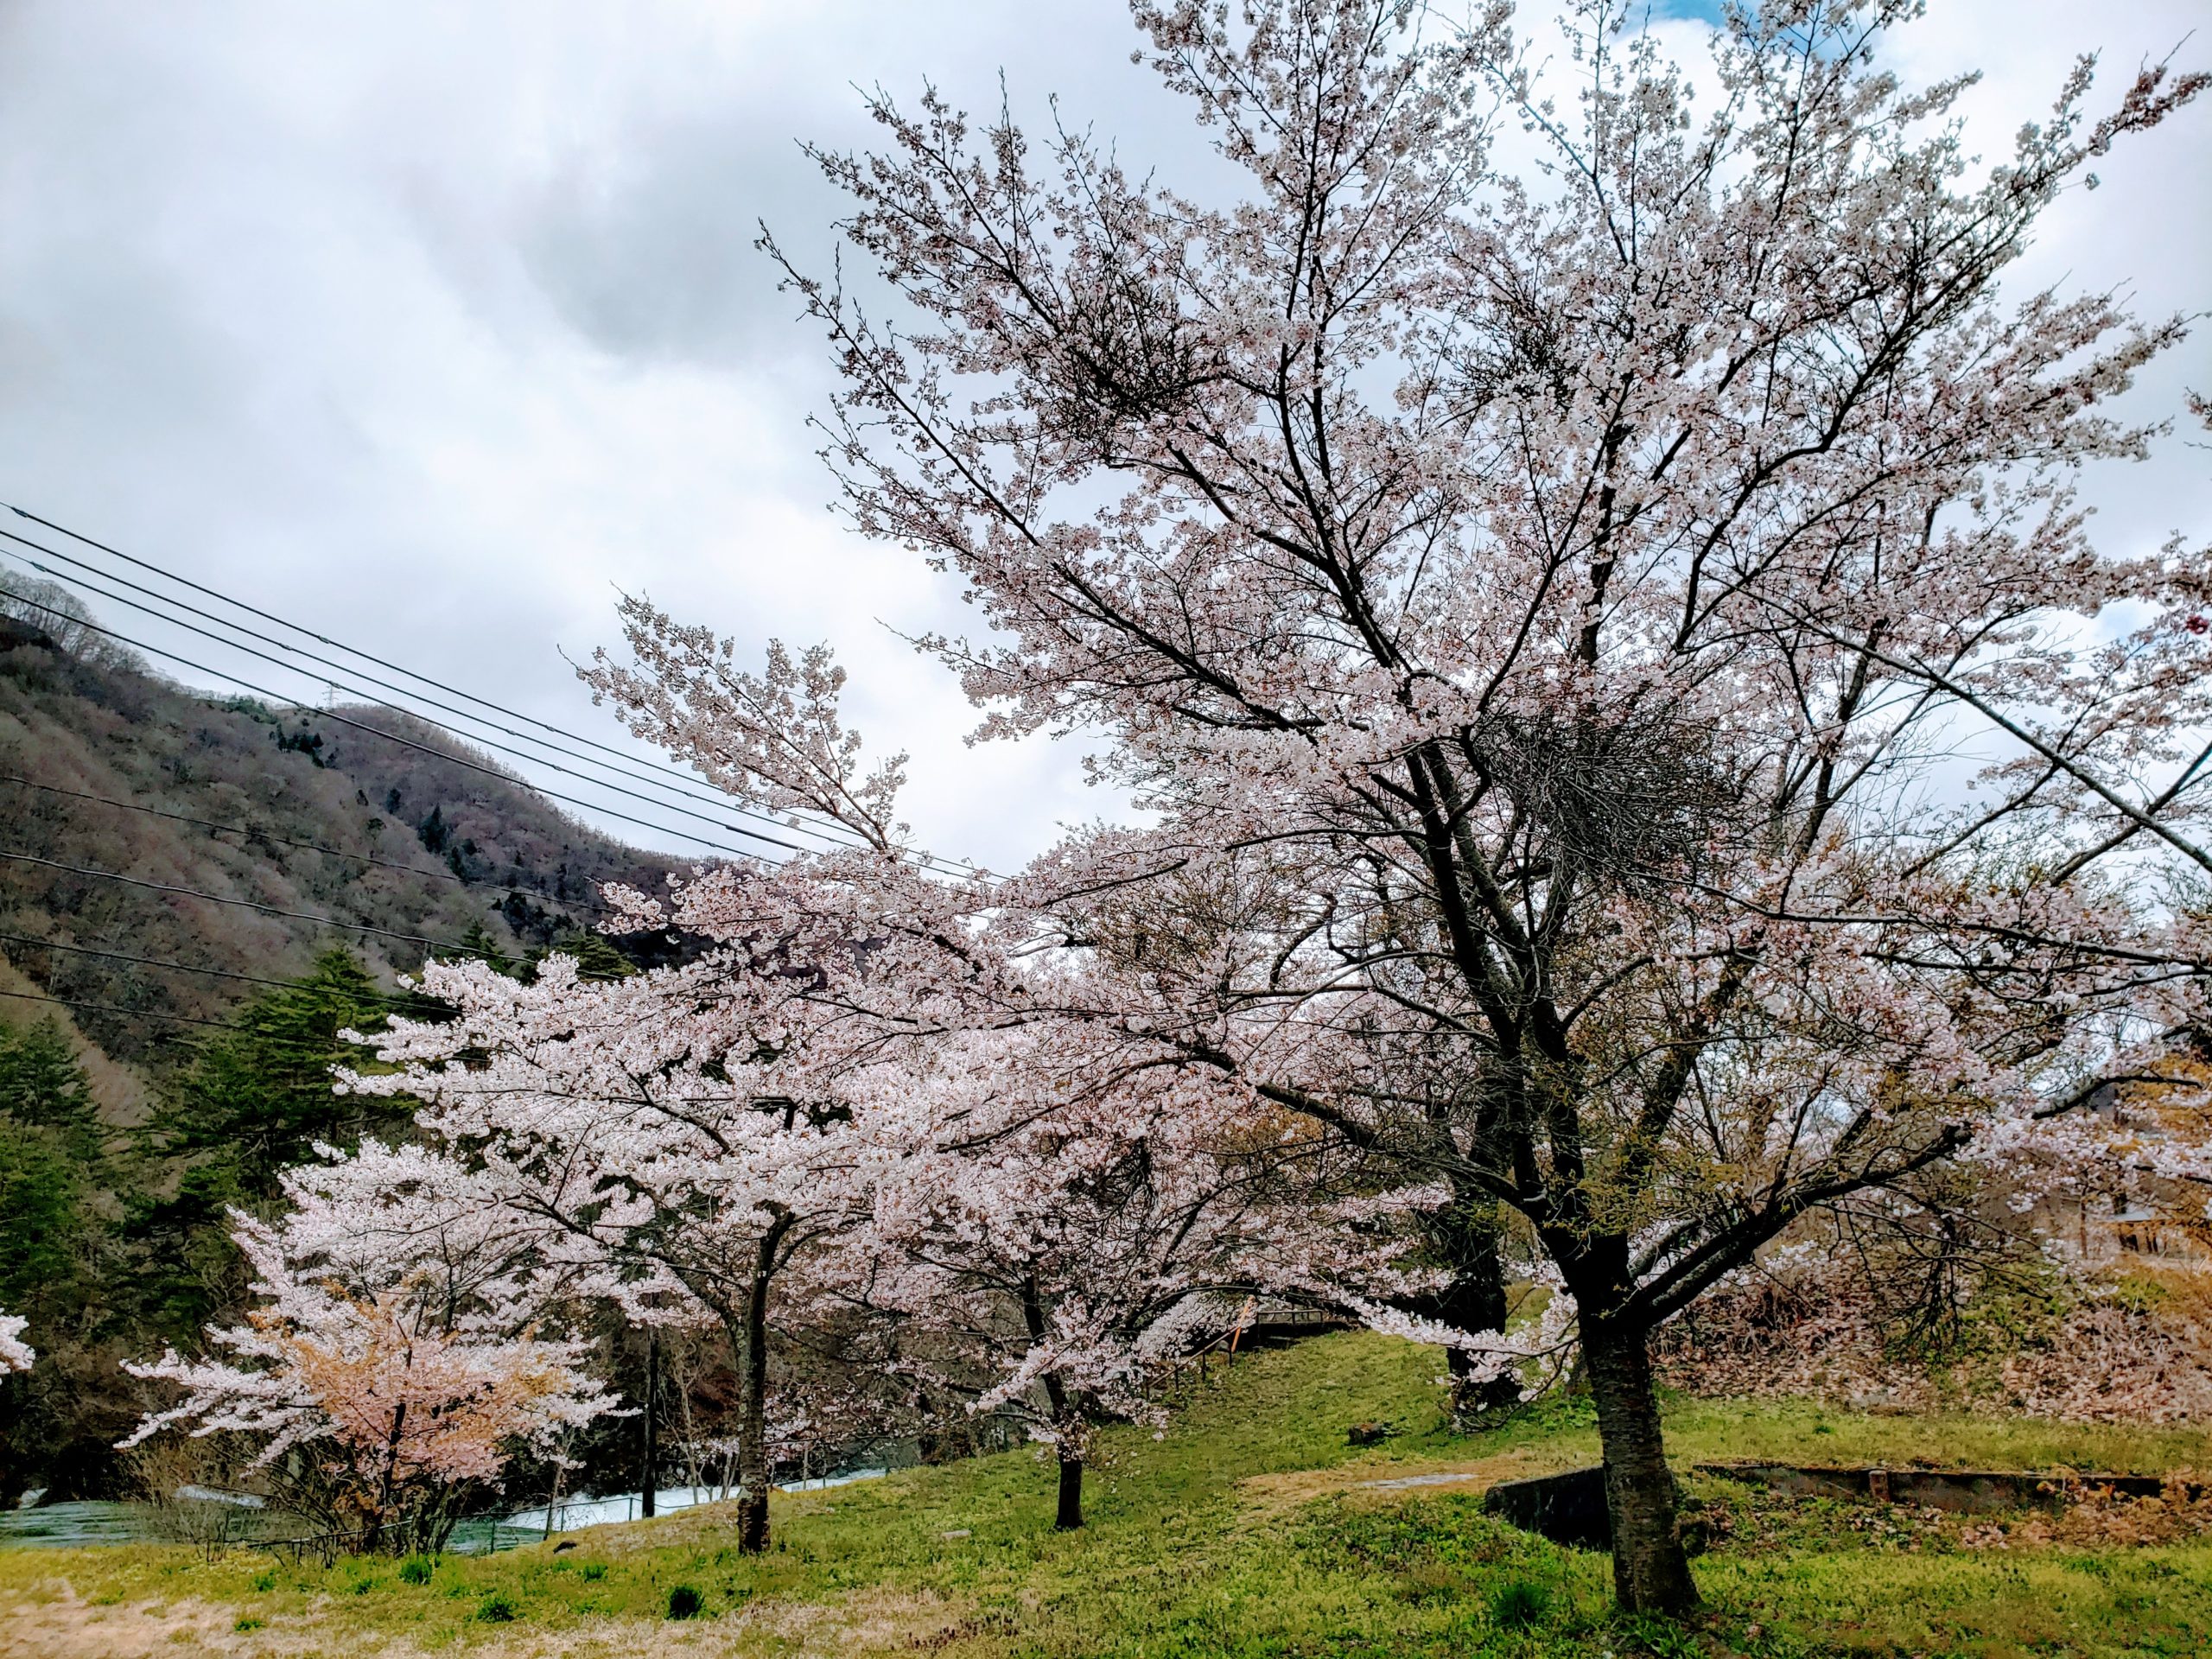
<box><xmin>0</xmin><ymin>1470</ymin><xmax>889</xmax><ymax>1553</ymax></box>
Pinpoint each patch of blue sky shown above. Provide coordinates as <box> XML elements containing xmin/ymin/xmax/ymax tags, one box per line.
<box><xmin>1641</xmin><ymin>0</ymin><xmax>1731</xmax><ymax>24</ymax></box>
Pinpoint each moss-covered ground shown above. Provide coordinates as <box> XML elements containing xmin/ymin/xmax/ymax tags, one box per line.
<box><xmin>3</xmin><ymin>1332</ymin><xmax>2207</xmax><ymax>1656</ymax></box>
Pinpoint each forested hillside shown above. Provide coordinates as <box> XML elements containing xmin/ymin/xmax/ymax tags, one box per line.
<box><xmin>0</xmin><ymin>616</ymin><xmax>684</xmax><ymax>1071</ymax></box>
<box><xmin>0</xmin><ymin>613</ymin><xmax>690</xmax><ymax>1502</ymax></box>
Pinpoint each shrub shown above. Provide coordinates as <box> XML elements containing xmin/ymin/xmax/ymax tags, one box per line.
<box><xmin>1488</xmin><ymin>1579</ymin><xmax>1551</xmax><ymax>1630</ymax></box>
<box><xmin>579</xmin><ymin>1560</ymin><xmax>608</xmax><ymax>1581</ymax></box>
<box><xmin>475</xmin><ymin>1591</ymin><xmax>518</xmax><ymax>1623</ymax></box>
<box><xmin>121</xmin><ymin>1438</ymin><xmax>264</xmax><ymax>1562</ymax></box>
<box><xmin>397</xmin><ymin>1554</ymin><xmax>435</xmax><ymax>1586</ymax></box>
<box><xmin>666</xmin><ymin>1582</ymin><xmax>705</xmax><ymax>1620</ymax></box>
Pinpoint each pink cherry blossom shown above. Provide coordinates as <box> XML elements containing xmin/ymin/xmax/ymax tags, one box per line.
<box><xmin>121</xmin><ymin>1144</ymin><xmax>614</xmax><ymax>1553</ymax></box>
<box><xmin>759</xmin><ymin>0</ymin><xmax>2207</xmax><ymax>1614</ymax></box>
<box><xmin>0</xmin><ymin>1309</ymin><xmax>30</xmax><ymax>1375</ymax></box>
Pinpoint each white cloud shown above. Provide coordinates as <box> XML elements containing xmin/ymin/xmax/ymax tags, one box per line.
<box><xmin>0</xmin><ymin>2</ymin><xmax>2202</xmax><ymax>872</ymax></box>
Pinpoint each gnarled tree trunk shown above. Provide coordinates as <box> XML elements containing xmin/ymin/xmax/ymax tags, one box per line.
<box><xmin>1581</xmin><ymin>1313</ymin><xmax>1700</xmax><ymax>1615</ymax></box>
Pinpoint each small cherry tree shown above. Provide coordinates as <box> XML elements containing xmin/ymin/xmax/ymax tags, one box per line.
<box><xmin>351</xmin><ymin>949</ymin><xmax>887</xmax><ymax>1554</ymax></box>
<box><xmin>123</xmin><ymin>1143</ymin><xmax>613</xmax><ymax>1552</ymax></box>
<box><xmin>854</xmin><ymin>1017</ymin><xmax>1442</xmax><ymax>1529</ymax></box>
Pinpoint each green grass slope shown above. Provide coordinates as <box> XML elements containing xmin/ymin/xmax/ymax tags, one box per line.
<box><xmin>3</xmin><ymin>1332</ymin><xmax>2209</xmax><ymax>1657</ymax></box>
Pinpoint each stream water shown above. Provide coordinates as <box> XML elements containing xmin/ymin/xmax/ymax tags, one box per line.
<box><xmin>0</xmin><ymin>1469</ymin><xmax>890</xmax><ymax>1553</ymax></box>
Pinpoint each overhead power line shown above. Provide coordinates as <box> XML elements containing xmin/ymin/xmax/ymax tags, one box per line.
<box><xmin>1</xmin><ymin>526</ymin><xmax>855</xmax><ymax>857</ymax></box>
<box><xmin>0</xmin><ymin>846</ymin><xmax>497</xmax><ymax>958</ymax></box>
<box><xmin>0</xmin><ymin>985</ymin><xmax>239</xmax><ymax>1031</ymax></box>
<box><xmin>1</xmin><ymin>505</ymin><xmax>982</xmax><ymax>879</ymax></box>
<box><xmin>0</xmin><ymin>929</ymin><xmax>432</xmax><ymax>1007</ymax></box>
<box><xmin>0</xmin><ymin>772</ymin><xmax>608</xmax><ymax>918</ymax></box>
<box><xmin>0</xmin><ymin>582</ymin><xmax>795</xmax><ymax>861</ymax></box>
<box><xmin>0</xmin><ymin>538</ymin><xmax>815</xmax><ymax>860</ymax></box>
<box><xmin>4</xmin><ymin>499</ymin><xmax>876</xmax><ymax>838</ymax></box>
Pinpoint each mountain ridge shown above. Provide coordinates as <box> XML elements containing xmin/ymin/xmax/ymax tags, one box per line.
<box><xmin>0</xmin><ymin>622</ymin><xmax>692</xmax><ymax>1096</ymax></box>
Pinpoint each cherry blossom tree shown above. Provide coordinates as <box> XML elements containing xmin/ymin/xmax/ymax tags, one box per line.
<box><xmin>122</xmin><ymin>1143</ymin><xmax>613</xmax><ymax>1552</ymax></box>
<box><xmin>347</xmin><ymin>950</ymin><xmax>892</xmax><ymax>1555</ymax></box>
<box><xmin>766</xmin><ymin>0</ymin><xmax>2208</xmax><ymax>1611</ymax></box>
<box><xmin>849</xmin><ymin>1018</ymin><xmax>1444</xmax><ymax>1529</ymax></box>
<box><xmin>336</xmin><ymin>595</ymin><xmax>1036</xmax><ymax>1554</ymax></box>
<box><xmin>0</xmin><ymin>1308</ymin><xmax>30</xmax><ymax>1374</ymax></box>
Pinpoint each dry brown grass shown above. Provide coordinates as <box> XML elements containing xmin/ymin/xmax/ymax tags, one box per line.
<box><xmin>0</xmin><ymin>1580</ymin><xmax>976</xmax><ymax>1659</ymax></box>
<box><xmin>0</xmin><ymin>1584</ymin><xmax>254</xmax><ymax>1659</ymax></box>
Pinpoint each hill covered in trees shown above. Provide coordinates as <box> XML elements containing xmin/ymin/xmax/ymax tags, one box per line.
<box><xmin>0</xmin><ymin>610</ymin><xmax>687</xmax><ymax>1073</ymax></box>
<box><xmin>0</xmin><ymin>609</ymin><xmax>693</xmax><ymax>1502</ymax></box>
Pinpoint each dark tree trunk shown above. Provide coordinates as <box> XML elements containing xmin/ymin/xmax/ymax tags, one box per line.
<box><xmin>640</xmin><ymin>1329</ymin><xmax>657</xmax><ymax>1519</ymax></box>
<box><xmin>1582</xmin><ymin>1314</ymin><xmax>1700</xmax><ymax>1616</ymax></box>
<box><xmin>1414</xmin><ymin>1189</ymin><xmax>1518</xmax><ymax>1419</ymax></box>
<box><xmin>736</xmin><ymin>1488</ymin><xmax>769</xmax><ymax>1553</ymax></box>
<box><xmin>734</xmin><ymin>1247</ymin><xmax>774</xmax><ymax>1554</ymax></box>
<box><xmin>1054</xmin><ymin>1452</ymin><xmax>1084</xmax><ymax>1530</ymax></box>
<box><xmin>1020</xmin><ymin>1274</ymin><xmax>1090</xmax><ymax>1532</ymax></box>
<box><xmin>365</xmin><ymin>1398</ymin><xmax>406</xmax><ymax>1554</ymax></box>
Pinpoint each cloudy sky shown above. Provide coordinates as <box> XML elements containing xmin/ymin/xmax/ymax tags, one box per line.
<box><xmin>1</xmin><ymin>0</ymin><xmax>2205</xmax><ymax>872</ymax></box>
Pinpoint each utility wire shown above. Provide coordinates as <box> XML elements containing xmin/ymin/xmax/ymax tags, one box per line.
<box><xmin>3</xmin><ymin>499</ymin><xmax>889</xmax><ymax>845</ymax></box>
<box><xmin>0</xmin><ymin>539</ymin><xmax>817</xmax><ymax>859</ymax></box>
<box><xmin>0</xmin><ymin>580</ymin><xmax>799</xmax><ymax>860</ymax></box>
<box><xmin>0</xmin><ymin>847</ymin><xmax>499</xmax><ymax>957</ymax></box>
<box><xmin>1</xmin><ymin>506</ymin><xmax>982</xmax><ymax>878</ymax></box>
<box><xmin>0</xmin><ymin>985</ymin><xmax>239</xmax><ymax>1031</ymax></box>
<box><xmin>1</xmin><ymin>526</ymin><xmax>874</xmax><ymax>861</ymax></box>
<box><xmin>0</xmin><ymin>772</ymin><xmax>609</xmax><ymax>918</ymax></box>
<box><xmin>0</xmin><ymin>930</ymin><xmax>435</xmax><ymax>1007</ymax></box>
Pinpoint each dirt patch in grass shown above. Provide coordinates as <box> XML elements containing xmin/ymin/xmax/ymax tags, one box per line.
<box><xmin>0</xmin><ymin>1586</ymin><xmax>266</xmax><ymax>1658</ymax></box>
<box><xmin>0</xmin><ymin>1580</ymin><xmax>979</xmax><ymax>1659</ymax></box>
<box><xmin>1239</xmin><ymin>1444</ymin><xmax>1590</xmax><ymax>1516</ymax></box>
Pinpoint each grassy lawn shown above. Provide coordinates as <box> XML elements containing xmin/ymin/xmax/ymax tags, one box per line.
<box><xmin>3</xmin><ymin>1332</ymin><xmax>2209</xmax><ymax>1657</ymax></box>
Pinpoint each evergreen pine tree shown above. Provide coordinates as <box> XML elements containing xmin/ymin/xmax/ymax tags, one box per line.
<box><xmin>0</xmin><ymin>1020</ymin><xmax>115</xmax><ymax>1505</ymax></box>
<box><xmin>128</xmin><ymin>950</ymin><xmax>421</xmax><ymax>1340</ymax></box>
<box><xmin>151</xmin><ymin>948</ymin><xmax>411</xmax><ymax>1199</ymax></box>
